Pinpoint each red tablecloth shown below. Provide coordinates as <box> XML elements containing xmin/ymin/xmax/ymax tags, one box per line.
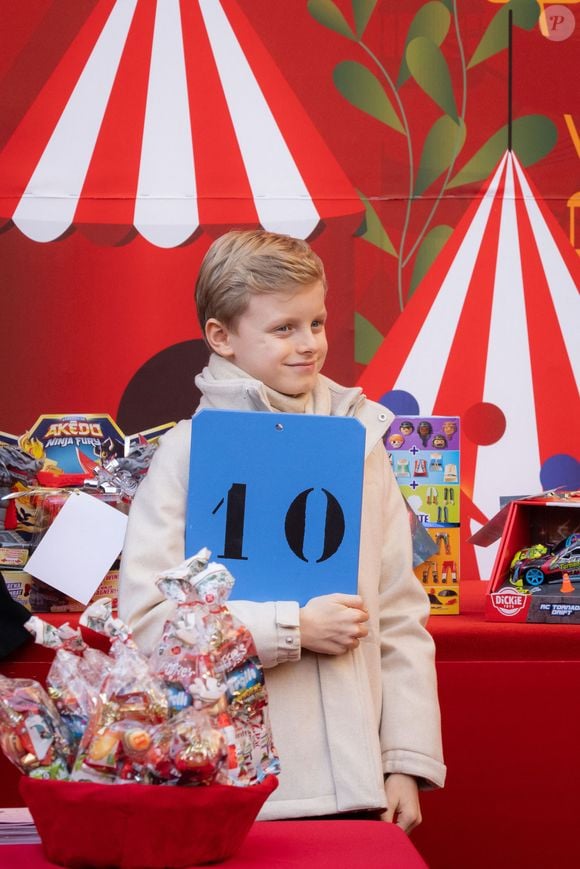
<box><xmin>3</xmin><ymin>582</ymin><xmax>580</xmax><ymax>868</ymax></box>
<box><xmin>415</xmin><ymin>580</ymin><xmax>580</xmax><ymax>869</ymax></box>
<box><xmin>428</xmin><ymin>578</ymin><xmax>580</xmax><ymax>661</ymax></box>
<box><xmin>0</xmin><ymin>820</ymin><xmax>426</xmax><ymax>868</ymax></box>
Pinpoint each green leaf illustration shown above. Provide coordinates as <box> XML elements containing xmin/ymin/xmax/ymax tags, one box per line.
<box><xmin>355</xmin><ymin>190</ymin><xmax>398</xmax><ymax>257</ymax></box>
<box><xmin>397</xmin><ymin>2</ymin><xmax>451</xmax><ymax>88</ymax></box>
<box><xmin>307</xmin><ymin>0</ymin><xmax>355</xmax><ymax>41</ymax></box>
<box><xmin>414</xmin><ymin>116</ymin><xmax>466</xmax><ymax>196</ymax></box>
<box><xmin>408</xmin><ymin>225</ymin><xmax>453</xmax><ymax>298</ymax></box>
<box><xmin>448</xmin><ymin>114</ymin><xmax>557</xmax><ymax>189</ymax></box>
<box><xmin>333</xmin><ymin>61</ymin><xmax>404</xmax><ymax>133</ymax></box>
<box><xmin>355</xmin><ymin>313</ymin><xmax>384</xmax><ymax>365</ymax></box>
<box><xmin>468</xmin><ymin>0</ymin><xmax>540</xmax><ymax>69</ymax></box>
<box><xmin>352</xmin><ymin>0</ymin><xmax>378</xmax><ymax>38</ymax></box>
<box><xmin>406</xmin><ymin>37</ymin><xmax>458</xmax><ymax>122</ymax></box>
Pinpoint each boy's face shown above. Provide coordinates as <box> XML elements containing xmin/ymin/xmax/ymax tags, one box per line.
<box><xmin>207</xmin><ymin>280</ymin><xmax>328</xmax><ymax>396</ymax></box>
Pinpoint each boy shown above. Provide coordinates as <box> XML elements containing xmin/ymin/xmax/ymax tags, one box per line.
<box><xmin>119</xmin><ymin>230</ymin><xmax>446</xmax><ymax>830</ymax></box>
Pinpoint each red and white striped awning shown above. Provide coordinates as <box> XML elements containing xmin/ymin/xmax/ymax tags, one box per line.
<box><xmin>359</xmin><ymin>151</ymin><xmax>580</xmax><ymax>578</ymax></box>
<box><xmin>0</xmin><ymin>0</ymin><xmax>361</xmax><ymax>247</ymax></box>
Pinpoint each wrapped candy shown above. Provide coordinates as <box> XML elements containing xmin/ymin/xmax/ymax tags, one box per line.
<box><xmin>77</xmin><ymin>718</ymin><xmax>155</xmax><ymax>784</ymax></box>
<box><xmin>79</xmin><ymin>597</ymin><xmax>132</xmax><ymax>644</ymax></box>
<box><xmin>26</xmin><ymin>616</ymin><xmax>86</xmax><ymax>654</ymax></box>
<box><xmin>0</xmin><ymin>676</ymin><xmax>73</xmax><ymax>779</ymax></box>
<box><xmin>145</xmin><ymin>707</ymin><xmax>226</xmax><ymax>786</ymax></box>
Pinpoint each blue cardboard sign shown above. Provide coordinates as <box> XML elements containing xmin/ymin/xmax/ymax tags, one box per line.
<box><xmin>185</xmin><ymin>410</ymin><xmax>365</xmax><ymax>605</ymax></box>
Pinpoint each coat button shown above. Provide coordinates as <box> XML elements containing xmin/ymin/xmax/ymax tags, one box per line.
<box><xmin>378</xmin><ymin>412</ymin><xmax>388</xmax><ymax>421</ymax></box>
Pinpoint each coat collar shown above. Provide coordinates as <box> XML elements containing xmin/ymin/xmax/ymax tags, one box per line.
<box><xmin>195</xmin><ymin>360</ymin><xmax>393</xmax><ymax>458</ymax></box>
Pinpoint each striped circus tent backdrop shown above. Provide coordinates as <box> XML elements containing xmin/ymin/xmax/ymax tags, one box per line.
<box><xmin>0</xmin><ymin>0</ymin><xmax>360</xmax><ymax>248</ymax></box>
<box><xmin>359</xmin><ymin>151</ymin><xmax>580</xmax><ymax>580</ymax></box>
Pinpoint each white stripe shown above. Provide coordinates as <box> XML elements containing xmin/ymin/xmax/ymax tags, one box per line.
<box><xmin>472</xmin><ymin>155</ymin><xmax>541</xmax><ymax>526</ymax></box>
<box><xmin>134</xmin><ymin>0</ymin><xmax>197</xmax><ymax>248</ymax></box>
<box><xmin>513</xmin><ymin>155</ymin><xmax>580</xmax><ymax>382</ymax></box>
<box><xmin>13</xmin><ymin>0</ymin><xmax>138</xmax><ymax>243</ymax></box>
<box><xmin>471</xmin><ymin>520</ymin><xmax>500</xmax><ymax>583</ymax></box>
<box><xmin>393</xmin><ymin>154</ymin><xmax>508</xmax><ymax>411</ymax></box>
<box><xmin>199</xmin><ymin>0</ymin><xmax>319</xmax><ymax>239</ymax></box>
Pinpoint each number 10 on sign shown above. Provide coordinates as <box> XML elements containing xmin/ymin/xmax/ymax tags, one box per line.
<box><xmin>185</xmin><ymin>410</ymin><xmax>365</xmax><ymax>605</ymax></box>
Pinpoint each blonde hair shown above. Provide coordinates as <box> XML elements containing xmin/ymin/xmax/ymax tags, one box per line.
<box><xmin>195</xmin><ymin>229</ymin><xmax>327</xmax><ymax>331</ymax></box>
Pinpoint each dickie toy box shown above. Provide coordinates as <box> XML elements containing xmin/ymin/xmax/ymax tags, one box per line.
<box><xmin>384</xmin><ymin>416</ymin><xmax>461</xmax><ymax>614</ymax></box>
<box><xmin>485</xmin><ymin>494</ymin><xmax>580</xmax><ymax>624</ymax></box>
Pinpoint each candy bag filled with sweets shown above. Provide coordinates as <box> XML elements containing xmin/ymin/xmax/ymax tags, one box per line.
<box><xmin>46</xmin><ymin>646</ymin><xmax>113</xmax><ymax>751</ymax></box>
<box><xmin>46</xmin><ymin>649</ymin><xmax>95</xmax><ymax>749</ymax></box>
<box><xmin>191</xmin><ymin>563</ymin><xmax>279</xmax><ymax>783</ymax></box>
<box><xmin>0</xmin><ymin>675</ymin><xmax>73</xmax><ymax>780</ymax></box>
<box><xmin>22</xmin><ymin>616</ymin><xmax>108</xmax><ymax>753</ymax></box>
<box><xmin>145</xmin><ymin>706</ymin><xmax>226</xmax><ymax>786</ymax></box>
<box><xmin>154</xmin><ymin>552</ymin><xmax>279</xmax><ymax>785</ymax></box>
<box><xmin>72</xmin><ymin>605</ymin><xmax>169</xmax><ymax>783</ymax></box>
<box><xmin>151</xmin><ymin>550</ymin><xmax>222</xmax><ymax>717</ymax></box>
<box><xmin>79</xmin><ymin>600</ymin><xmax>167</xmax><ymax>727</ymax></box>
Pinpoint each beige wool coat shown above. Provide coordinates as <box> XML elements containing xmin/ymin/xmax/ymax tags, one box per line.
<box><xmin>118</xmin><ymin>372</ymin><xmax>446</xmax><ymax>819</ymax></box>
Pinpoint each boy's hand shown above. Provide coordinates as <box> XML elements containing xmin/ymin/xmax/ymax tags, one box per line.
<box><xmin>382</xmin><ymin>774</ymin><xmax>422</xmax><ymax>833</ymax></box>
<box><xmin>299</xmin><ymin>593</ymin><xmax>369</xmax><ymax>655</ymax></box>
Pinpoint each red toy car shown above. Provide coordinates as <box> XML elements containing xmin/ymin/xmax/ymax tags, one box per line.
<box><xmin>510</xmin><ymin>533</ymin><xmax>580</xmax><ymax>587</ymax></box>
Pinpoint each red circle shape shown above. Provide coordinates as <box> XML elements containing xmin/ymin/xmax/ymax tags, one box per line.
<box><xmin>463</xmin><ymin>402</ymin><xmax>506</xmax><ymax>445</ymax></box>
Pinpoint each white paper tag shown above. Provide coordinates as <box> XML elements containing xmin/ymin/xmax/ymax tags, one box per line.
<box><xmin>25</xmin><ymin>491</ymin><xmax>128</xmax><ymax>605</ymax></box>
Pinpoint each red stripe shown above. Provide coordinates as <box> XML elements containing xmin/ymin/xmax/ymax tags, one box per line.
<box><xmin>181</xmin><ymin>0</ymin><xmax>258</xmax><ymax>230</ymax></box>
<box><xmin>357</xmin><ymin>159</ymin><xmax>507</xmax><ymax>400</ymax></box>
<box><xmin>0</xmin><ymin>0</ymin><xmax>117</xmax><ymax>218</ymax></box>
<box><xmin>431</xmin><ymin>163</ymin><xmax>508</xmax><ymax>500</ymax></box>
<box><xmin>513</xmin><ymin>163</ymin><xmax>580</xmax><ymax>462</ymax></box>
<box><xmin>513</xmin><ymin>155</ymin><xmax>580</xmax><ymax>287</ymax></box>
<box><xmin>220</xmin><ymin>0</ymin><xmax>362</xmax><ymax>222</ymax></box>
<box><xmin>74</xmin><ymin>0</ymin><xmax>155</xmax><ymax>229</ymax></box>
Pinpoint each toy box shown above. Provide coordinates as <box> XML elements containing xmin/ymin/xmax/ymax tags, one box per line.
<box><xmin>384</xmin><ymin>416</ymin><xmax>460</xmax><ymax>614</ymax></box>
<box><xmin>23</xmin><ymin>413</ymin><xmax>125</xmax><ymax>475</ymax></box>
<box><xmin>0</xmin><ymin>529</ymin><xmax>30</xmax><ymax>568</ymax></box>
<box><xmin>485</xmin><ymin>496</ymin><xmax>580</xmax><ymax>623</ymax></box>
<box><xmin>2</xmin><ymin>568</ymin><xmax>119</xmax><ymax>613</ymax></box>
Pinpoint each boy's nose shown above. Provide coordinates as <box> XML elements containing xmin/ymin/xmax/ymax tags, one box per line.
<box><xmin>296</xmin><ymin>331</ymin><xmax>318</xmax><ymax>353</ymax></box>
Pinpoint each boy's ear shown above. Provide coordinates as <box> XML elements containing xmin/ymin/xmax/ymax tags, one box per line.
<box><xmin>204</xmin><ymin>318</ymin><xmax>235</xmax><ymax>357</ymax></box>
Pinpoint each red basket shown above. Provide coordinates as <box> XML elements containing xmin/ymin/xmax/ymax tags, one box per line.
<box><xmin>20</xmin><ymin>775</ymin><xmax>278</xmax><ymax>868</ymax></box>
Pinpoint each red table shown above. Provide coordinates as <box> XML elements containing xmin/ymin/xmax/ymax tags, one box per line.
<box><xmin>0</xmin><ymin>820</ymin><xmax>426</xmax><ymax>868</ymax></box>
<box><xmin>414</xmin><ymin>580</ymin><xmax>580</xmax><ymax>869</ymax></box>
<box><xmin>3</xmin><ymin>581</ymin><xmax>580</xmax><ymax>868</ymax></box>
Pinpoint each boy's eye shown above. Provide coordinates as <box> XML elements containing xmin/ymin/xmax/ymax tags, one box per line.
<box><xmin>275</xmin><ymin>324</ymin><xmax>291</xmax><ymax>332</ymax></box>
<box><xmin>312</xmin><ymin>320</ymin><xmax>325</xmax><ymax>329</ymax></box>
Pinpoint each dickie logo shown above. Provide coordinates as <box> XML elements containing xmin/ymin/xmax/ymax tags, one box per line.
<box><xmin>490</xmin><ymin>588</ymin><xmax>527</xmax><ymax>617</ymax></box>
